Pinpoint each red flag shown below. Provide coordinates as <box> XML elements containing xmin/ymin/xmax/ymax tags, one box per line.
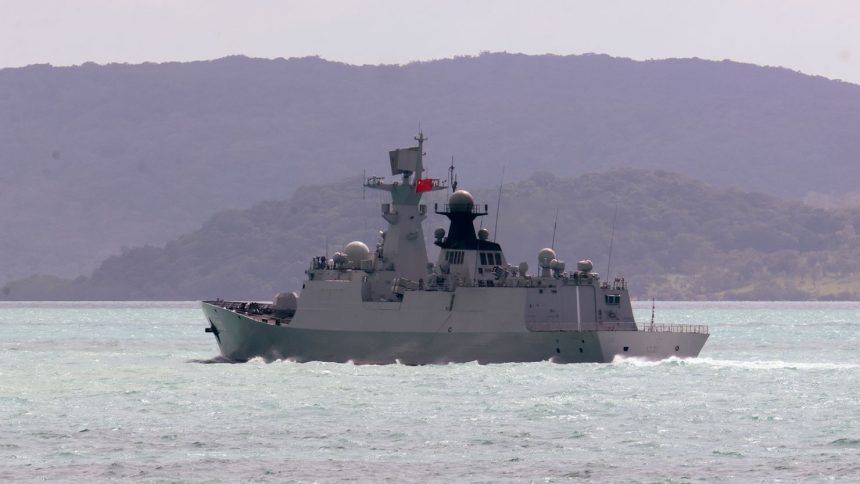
<box><xmin>415</xmin><ymin>178</ymin><xmax>434</xmax><ymax>193</ymax></box>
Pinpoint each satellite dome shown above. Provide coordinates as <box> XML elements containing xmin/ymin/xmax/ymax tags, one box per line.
<box><xmin>344</xmin><ymin>241</ymin><xmax>371</xmax><ymax>266</ymax></box>
<box><xmin>538</xmin><ymin>248</ymin><xmax>557</xmax><ymax>268</ymax></box>
<box><xmin>478</xmin><ymin>228</ymin><xmax>489</xmax><ymax>240</ymax></box>
<box><xmin>448</xmin><ymin>190</ymin><xmax>475</xmax><ymax>212</ymax></box>
<box><xmin>577</xmin><ymin>259</ymin><xmax>593</xmax><ymax>273</ymax></box>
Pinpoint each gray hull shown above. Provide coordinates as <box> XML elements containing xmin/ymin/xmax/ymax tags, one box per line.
<box><xmin>203</xmin><ymin>302</ymin><xmax>709</xmax><ymax>364</ymax></box>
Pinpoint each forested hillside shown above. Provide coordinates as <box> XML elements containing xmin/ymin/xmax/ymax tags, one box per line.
<box><xmin>1</xmin><ymin>53</ymin><xmax>859</xmax><ymax>284</ymax></box>
<box><xmin>4</xmin><ymin>169</ymin><xmax>858</xmax><ymax>301</ymax></box>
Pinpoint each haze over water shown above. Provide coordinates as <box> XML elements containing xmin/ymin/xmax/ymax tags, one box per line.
<box><xmin>1</xmin><ymin>301</ymin><xmax>858</xmax><ymax>481</ymax></box>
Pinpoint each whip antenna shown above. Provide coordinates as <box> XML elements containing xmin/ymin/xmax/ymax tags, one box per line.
<box><xmin>492</xmin><ymin>165</ymin><xmax>505</xmax><ymax>242</ymax></box>
<box><xmin>606</xmin><ymin>201</ymin><xmax>619</xmax><ymax>279</ymax></box>
<box><xmin>550</xmin><ymin>208</ymin><xmax>559</xmax><ymax>250</ymax></box>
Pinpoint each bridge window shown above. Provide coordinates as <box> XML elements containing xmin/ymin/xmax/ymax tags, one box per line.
<box><xmin>605</xmin><ymin>294</ymin><xmax>621</xmax><ymax>305</ymax></box>
<box><xmin>479</xmin><ymin>252</ymin><xmax>502</xmax><ymax>266</ymax></box>
<box><xmin>445</xmin><ymin>250</ymin><xmax>464</xmax><ymax>265</ymax></box>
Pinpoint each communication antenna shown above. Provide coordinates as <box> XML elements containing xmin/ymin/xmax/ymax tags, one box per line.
<box><xmin>650</xmin><ymin>297</ymin><xmax>656</xmax><ymax>329</ymax></box>
<box><xmin>492</xmin><ymin>165</ymin><xmax>506</xmax><ymax>242</ymax></box>
<box><xmin>448</xmin><ymin>156</ymin><xmax>458</xmax><ymax>193</ymax></box>
<box><xmin>362</xmin><ymin>168</ymin><xmax>370</xmax><ymax>244</ymax></box>
<box><xmin>550</xmin><ymin>208</ymin><xmax>559</xmax><ymax>250</ymax></box>
<box><xmin>605</xmin><ymin>201</ymin><xmax>619</xmax><ymax>279</ymax></box>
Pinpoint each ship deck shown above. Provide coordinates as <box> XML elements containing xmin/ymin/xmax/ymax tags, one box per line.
<box><xmin>203</xmin><ymin>300</ymin><xmax>290</xmax><ymax>326</ymax></box>
<box><xmin>203</xmin><ymin>300</ymin><xmax>708</xmax><ymax>334</ymax></box>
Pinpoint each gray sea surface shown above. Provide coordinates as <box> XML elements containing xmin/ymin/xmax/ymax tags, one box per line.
<box><xmin>1</xmin><ymin>301</ymin><xmax>858</xmax><ymax>482</ymax></box>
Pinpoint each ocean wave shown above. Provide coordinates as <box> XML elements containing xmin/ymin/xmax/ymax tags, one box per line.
<box><xmin>611</xmin><ymin>355</ymin><xmax>859</xmax><ymax>370</ymax></box>
<box><xmin>830</xmin><ymin>438</ymin><xmax>860</xmax><ymax>447</ymax></box>
<box><xmin>185</xmin><ymin>355</ymin><xmax>239</xmax><ymax>364</ymax></box>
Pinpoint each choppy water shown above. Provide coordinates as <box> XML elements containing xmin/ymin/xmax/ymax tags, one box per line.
<box><xmin>1</xmin><ymin>301</ymin><xmax>859</xmax><ymax>482</ymax></box>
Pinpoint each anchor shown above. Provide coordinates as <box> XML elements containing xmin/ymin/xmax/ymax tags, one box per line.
<box><xmin>204</xmin><ymin>319</ymin><xmax>221</xmax><ymax>344</ymax></box>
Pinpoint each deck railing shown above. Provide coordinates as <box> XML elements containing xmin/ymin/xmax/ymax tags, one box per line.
<box><xmin>637</xmin><ymin>323</ymin><xmax>709</xmax><ymax>334</ymax></box>
<box><xmin>205</xmin><ymin>299</ymin><xmax>273</xmax><ymax>315</ymax></box>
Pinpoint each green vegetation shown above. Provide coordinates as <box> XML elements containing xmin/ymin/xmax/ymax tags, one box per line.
<box><xmin>2</xmin><ymin>53</ymin><xmax>860</xmax><ymax>283</ymax></box>
<box><xmin>4</xmin><ymin>169</ymin><xmax>858</xmax><ymax>301</ymax></box>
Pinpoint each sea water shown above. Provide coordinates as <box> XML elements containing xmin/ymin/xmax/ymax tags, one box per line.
<box><xmin>1</xmin><ymin>301</ymin><xmax>858</xmax><ymax>482</ymax></box>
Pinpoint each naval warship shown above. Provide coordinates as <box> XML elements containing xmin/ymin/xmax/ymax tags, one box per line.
<box><xmin>202</xmin><ymin>134</ymin><xmax>709</xmax><ymax>364</ymax></box>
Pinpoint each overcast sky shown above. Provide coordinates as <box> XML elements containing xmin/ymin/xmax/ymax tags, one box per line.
<box><xmin>2</xmin><ymin>0</ymin><xmax>859</xmax><ymax>84</ymax></box>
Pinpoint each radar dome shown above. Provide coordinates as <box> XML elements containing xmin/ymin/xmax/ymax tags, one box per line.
<box><xmin>344</xmin><ymin>241</ymin><xmax>371</xmax><ymax>266</ymax></box>
<box><xmin>538</xmin><ymin>248</ymin><xmax>557</xmax><ymax>268</ymax></box>
<box><xmin>448</xmin><ymin>190</ymin><xmax>475</xmax><ymax>212</ymax></box>
<box><xmin>518</xmin><ymin>262</ymin><xmax>529</xmax><ymax>275</ymax></box>
<box><xmin>478</xmin><ymin>228</ymin><xmax>489</xmax><ymax>240</ymax></box>
<box><xmin>577</xmin><ymin>259</ymin><xmax>593</xmax><ymax>273</ymax></box>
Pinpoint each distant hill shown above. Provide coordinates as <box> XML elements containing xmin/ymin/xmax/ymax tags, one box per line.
<box><xmin>4</xmin><ymin>169</ymin><xmax>858</xmax><ymax>301</ymax></box>
<box><xmin>2</xmin><ymin>53</ymin><xmax>859</xmax><ymax>284</ymax></box>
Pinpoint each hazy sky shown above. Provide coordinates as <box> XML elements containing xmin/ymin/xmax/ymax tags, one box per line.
<box><xmin>2</xmin><ymin>0</ymin><xmax>859</xmax><ymax>84</ymax></box>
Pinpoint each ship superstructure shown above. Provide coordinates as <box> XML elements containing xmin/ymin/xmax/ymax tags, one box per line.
<box><xmin>202</xmin><ymin>134</ymin><xmax>708</xmax><ymax>363</ymax></box>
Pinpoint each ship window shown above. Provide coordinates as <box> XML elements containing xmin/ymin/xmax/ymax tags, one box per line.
<box><xmin>480</xmin><ymin>253</ymin><xmax>487</xmax><ymax>265</ymax></box>
<box><xmin>446</xmin><ymin>250</ymin><xmax>464</xmax><ymax>265</ymax></box>
<box><xmin>605</xmin><ymin>294</ymin><xmax>621</xmax><ymax>305</ymax></box>
<box><xmin>494</xmin><ymin>253</ymin><xmax>502</xmax><ymax>265</ymax></box>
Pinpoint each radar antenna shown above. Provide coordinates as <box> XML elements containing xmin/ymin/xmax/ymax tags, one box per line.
<box><xmin>414</xmin><ymin>130</ymin><xmax>427</xmax><ymax>180</ymax></box>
